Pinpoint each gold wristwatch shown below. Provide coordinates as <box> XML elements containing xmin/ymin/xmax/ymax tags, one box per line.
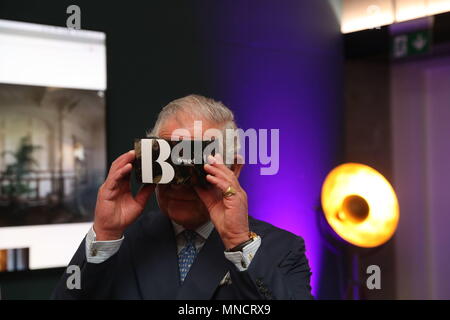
<box><xmin>226</xmin><ymin>231</ymin><xmax>258</xmax><ymax>252</ymax></box>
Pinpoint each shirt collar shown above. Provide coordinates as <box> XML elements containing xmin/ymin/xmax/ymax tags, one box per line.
<box><xmin>171</xmin><ymin>220</ymin><xmax>214</xmax><ymax>240</ymax></box>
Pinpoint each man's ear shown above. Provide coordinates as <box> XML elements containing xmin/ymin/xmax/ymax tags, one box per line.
<box><xmin>230</xmin><ymin>154</ymin><xmax>244</xmax><ymax>178</ymax></box>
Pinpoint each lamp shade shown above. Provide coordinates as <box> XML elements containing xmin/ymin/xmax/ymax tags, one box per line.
<box><xmin>321</xmin><ymin>163</ymin><xmax>399</xmax><ymax>248</ymax></box>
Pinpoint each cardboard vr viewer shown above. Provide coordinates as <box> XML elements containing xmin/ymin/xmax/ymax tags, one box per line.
<box><xmin>134</xmin><ymin>138</ymin><xmax>217</xmax><ymax>188</ymax></box>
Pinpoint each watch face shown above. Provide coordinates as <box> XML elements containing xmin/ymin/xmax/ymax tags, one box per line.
<box><xmin>227</xmin><ymin>237</ymin><xmax>255</xmax><ymax>252</ymax></box>
<box><xmin>249</xmin><ymin>231</ymin><xmax>258</xmax><ymax>240</ymax></box>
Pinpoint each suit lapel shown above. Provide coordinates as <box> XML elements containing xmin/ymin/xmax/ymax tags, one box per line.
<box><xmin>176</xmin><ymin>228</ymin><xmax>229</xmax><ymax>300</ymax></box>
<box><xmin>132</xmin><ymin>211</ymin><xmax>180</xmax><ymax>299</ymax></box>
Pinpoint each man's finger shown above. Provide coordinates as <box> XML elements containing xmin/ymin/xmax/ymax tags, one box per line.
<box><xmin>207</xmin><ymin>154</ymin><xmax>234</xmax><ymax>178</ymax></box>
<box><xmin>104</xmin><ymin>163</ymin><xmax>133</xmax><ymax>190</ymax></box>
<box><xmin>204</xmin><ymin>163</ymin><xmax>232</xmax><ymax>182</ymax></box>
<box><xmin>134</xmin><ymin>184</ymin><xmax>156</xmax><ymax>208</ymax></box>
<box><xmin>109</xmin><ymin>150</ymin><xmax>135</xmax><ymax>176</ymax></box>
<box><xmin>194</xmin><ymin>185</ymin><xmax>220</xmax><ymax>209</ymax></box>
<box><xmin>206</xmin><ymin>174</ymin><xmax>230</xmax><ymax>193</ymax></box>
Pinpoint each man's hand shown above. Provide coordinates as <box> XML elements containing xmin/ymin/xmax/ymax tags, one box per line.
<box><xmin>194</xmin><ymin>154</ymin><xmax>249</xmax><ymax>249</ymax></box>
<box><xmin>93</xmin><ymin>150</ymin><xmax>155</xmax><ymax>240</ymax></box>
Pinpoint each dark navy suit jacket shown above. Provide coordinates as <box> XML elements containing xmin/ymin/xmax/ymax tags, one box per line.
<box><xmin>52</xmin><ymin>210</ymin><xmax>313</xmax><ymax>299</ymax></box>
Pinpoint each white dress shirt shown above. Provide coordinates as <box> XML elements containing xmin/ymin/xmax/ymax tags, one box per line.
<box><xmin>85</xmin><ymin>220</ymin><xmax>261</xmax><ymax>272</ymax></box>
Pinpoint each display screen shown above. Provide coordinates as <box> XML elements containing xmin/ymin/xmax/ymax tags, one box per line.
<box><xmin>0</xmin><ymin>19</ymin><xmax>106</xmax><ymax>271</ymax></box>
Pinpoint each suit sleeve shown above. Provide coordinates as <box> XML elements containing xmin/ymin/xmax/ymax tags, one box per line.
<box><xmin>51</xmin><ymin>238</ymin><xmax>119</xmax><ymax>300</ymax></box>
<box><xmin>226</xmin><ymin>235</ymin><xmax>313</xmax><ymax>300</ymax></box>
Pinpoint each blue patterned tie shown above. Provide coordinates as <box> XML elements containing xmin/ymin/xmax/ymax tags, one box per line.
<box><xmin>178</xmin><ymin>230</ymin><xmax>198</xmax><ymax>283</ymax></box>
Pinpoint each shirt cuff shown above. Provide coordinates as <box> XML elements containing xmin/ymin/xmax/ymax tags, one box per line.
<box><xmin>85</xmin><ymin>226</ymin><xmax>124</xmax><ymax>264</ymax></box>
<box><xmin>224</xmin><ymin>236</ymin><xmax>261</xmax><ymax>271</ymax></box>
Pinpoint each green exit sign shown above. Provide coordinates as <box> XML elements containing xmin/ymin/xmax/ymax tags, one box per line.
<box><xmin>391</xmin><ymin>30</ymin><xmax>432</xmax><ymax>59</ymax></box>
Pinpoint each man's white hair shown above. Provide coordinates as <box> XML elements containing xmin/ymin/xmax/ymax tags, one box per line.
<box><xmin>148</xmin><ymin>94</ymin><xmax>240</xmax><ymax>163</ymax></box>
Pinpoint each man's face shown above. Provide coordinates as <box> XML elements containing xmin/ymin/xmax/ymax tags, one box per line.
<box><xmin>155</xmin><ymin>114</ymin><xmax>216</xmax><ymax>229</ymax></box>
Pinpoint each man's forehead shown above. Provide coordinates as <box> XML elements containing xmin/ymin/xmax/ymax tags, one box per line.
<box><xmin>157</xmin><ymin>117</ymin><xmax>221</xmax><ymax>140</ymax></box>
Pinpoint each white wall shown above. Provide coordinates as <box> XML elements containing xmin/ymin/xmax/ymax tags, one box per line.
<box><xmin>391</xmin><ymin>56</ymin><xmax>450</xmax><ymax>299</ymax></box>
<box><xmin>0</xmin><ymin>19</ymin><xmax>106</xmax><ymax>90</ymax></box>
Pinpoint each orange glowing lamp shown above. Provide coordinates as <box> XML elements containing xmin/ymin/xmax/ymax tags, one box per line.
<box><xmin>321</xmin><ymin>163</ymin><xmax>399</xmax><ymax>248</ymax></box>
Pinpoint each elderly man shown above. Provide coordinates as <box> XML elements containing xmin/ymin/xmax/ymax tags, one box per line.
<box><xmin>52</xmin><ymin>95</ymin><xmax>313</xmax><ymax>300</ymax></box>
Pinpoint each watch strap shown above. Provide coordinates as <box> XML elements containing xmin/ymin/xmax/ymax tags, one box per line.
<box><xmin>226</xmin><ymin>231</ymin><xmax>258</xmax><ymax>252</ymax></box>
